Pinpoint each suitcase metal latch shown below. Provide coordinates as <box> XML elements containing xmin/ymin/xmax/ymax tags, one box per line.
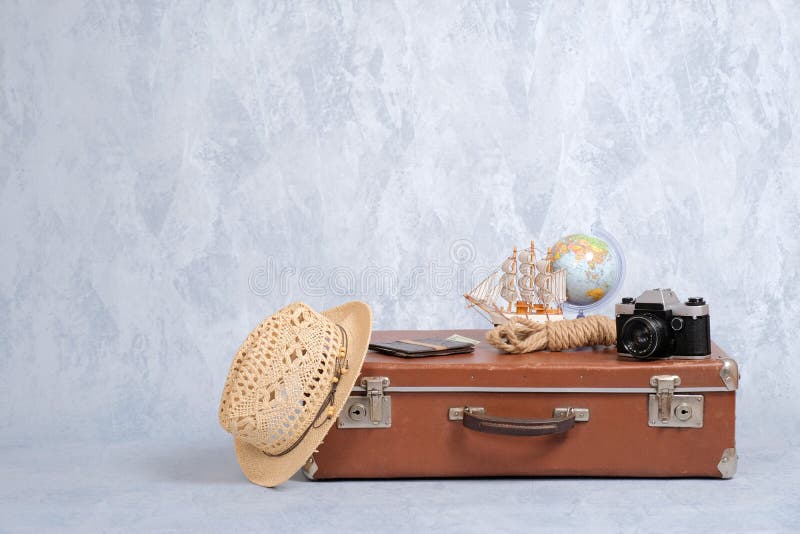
<box><xmin>648</xmin><ymin>375</ymin><xmax>704</xmax><ymax>428</ymax></box>
<box><xmin>338</xmin><ymin>376</ymin><xmax>392</xmax><ymax>429</ymax></box>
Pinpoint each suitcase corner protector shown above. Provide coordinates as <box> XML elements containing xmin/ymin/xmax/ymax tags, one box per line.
<box><xmin>720</xmin><ymin>358</ymin><xmax>739</xmax><ymax>391</ymax></box>
<box><xmin>717</xmin><ymin>447</ymin><xmax>738</xmax><ymax>478</ymax></box>
<box><xmin>303</xmin><ymin>456</ymin><xmax>318</xmax><ymax>480</ymax></box>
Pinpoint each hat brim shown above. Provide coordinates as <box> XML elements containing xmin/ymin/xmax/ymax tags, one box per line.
<box><xmin>232</xmin><ymin>300</ymin><xmax>372</xmax><ymax>487</ymax></box>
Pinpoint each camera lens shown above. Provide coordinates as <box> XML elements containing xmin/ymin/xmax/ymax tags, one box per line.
<box><xmin>620</xmin><ymin>315</ymin><xmax>668</xmax><ymax>358</ymax></box>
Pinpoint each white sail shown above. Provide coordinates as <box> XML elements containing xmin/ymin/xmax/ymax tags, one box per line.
<box><xmin>517</xmin><ymin>249</ymin><xmax>535</xmax><ymax>265</ymax></box>
<box><xmin>551</xmin><ymin>268</ymin><xmax>567</xmax><ymax>303</ymax></box>
<box><xmin>534</xmin><ymin>272</ymin><xmax>551</xmax><ymax>290</ymax></box>
<box><xmin>500</xmin><ymin>272</ymin><xmax>518</xmax><ymax>304</ymax></box>
<box><xmin>500</xmin><ymin>287</ymin><xmax>518</xmax><ymax>303</ymax></box>
<box><xmin>500</xmin><ymin>273</ymin><xmax>516</xmax><ymax>290</ymax></box>
<box><xmin>533</xmin><ymin>268</ymin><xmax>567</xmax><ymax>308</ymax></box>
<box><xmin>516</xmin><ymin>244</ymin><xmax>537</xmax><ymax>304</ymax></box>
<box><xmin>519</xmin><ymin>274</ymin><xmax>534</xmax><ymax>286</ymax></box>
<box><xmin>518</xmin><ymin>274</ymin><xmax>536</xmax><ymax>300</ymax></box>
<box><xmin>518</xmin><ymin>290</ymin><xmax>535</xmax><ymax>301</ymax></box>
<box><xmin>466</xmin><ymin>271</ymin><xmax>502</xmax><ymax>304</ymax></box>
<box><xmin>501</xmin><ymin>258</ymin><xmax>516</xmax><ymax>273</ymax></box>
<box><xmin>534</xmin><ymin>272</ymin><xmax>553</xmax><ymax>304</ymax></box>
<box><xmin>518</xmin><ymin>262</ymin><xmax>535</xmax><ymax>277</ymax></box>
<box><xmin>534</xmin><ymin>260</ymin><xmax>551</xmax><ymax>274</ymax></box>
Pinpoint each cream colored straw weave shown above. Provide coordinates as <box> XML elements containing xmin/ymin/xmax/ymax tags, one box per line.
<box><xmin>219</xmin><ymin>303</ymin><xmax>342</xmax><ymax>455</ymax></box>
<box><xmin>218</xmin><ymin>300</ymin><xmax>372</xmax><ymax>487</ymax></box>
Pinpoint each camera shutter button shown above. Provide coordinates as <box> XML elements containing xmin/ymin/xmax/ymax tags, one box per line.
<box><xmin>671</xmin><ymin>317</ymin><xmax>684</xmax><ymax>331</ymax></box>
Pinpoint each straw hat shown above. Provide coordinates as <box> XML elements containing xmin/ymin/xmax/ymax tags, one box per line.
<box><xmin>219</xmin><ymin>301</ymin><xmax>372</xmax><ymax>487</ymax></box>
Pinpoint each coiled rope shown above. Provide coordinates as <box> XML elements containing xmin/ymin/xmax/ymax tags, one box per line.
<box><xmin>486</xmin><ymin>315</ymin><xmax>617</xmax><ymax>353</ymax></box>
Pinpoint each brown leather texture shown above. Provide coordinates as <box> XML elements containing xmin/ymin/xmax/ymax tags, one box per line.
<box><xmin>311</xmin><ymin>329</ymin><xmax>737</xmax><ymax>479</ymax></box>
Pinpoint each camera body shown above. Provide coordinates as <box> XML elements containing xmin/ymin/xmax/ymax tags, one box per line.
<box><xmin>615</xmin><ymin>289</ymin><xmax>710</xmax><ymax>359</ymax></box>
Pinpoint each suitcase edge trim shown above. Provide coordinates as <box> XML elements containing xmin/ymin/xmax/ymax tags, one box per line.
<box><xmin>350</xmin><ymin>385</ymin><xmax>734</xmax><ymax>393</ymax></box>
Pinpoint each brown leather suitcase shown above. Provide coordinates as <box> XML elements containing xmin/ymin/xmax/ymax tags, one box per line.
<box><xmin>304</xmin><ymin>329</ymin><xmax>739</xmax><ymax>479</ymax></box>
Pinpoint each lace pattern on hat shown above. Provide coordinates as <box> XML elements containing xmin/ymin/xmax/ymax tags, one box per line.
<box><xmin>219</xmin><ymin>302</ymin><xmax>342</xmax><ymax>456</ymax></box>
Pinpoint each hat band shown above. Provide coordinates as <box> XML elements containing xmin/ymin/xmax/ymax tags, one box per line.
<box><xmin>261</xmin><ymin>323</ymin><xmax>349</xmax><ymax>458</ymax></box>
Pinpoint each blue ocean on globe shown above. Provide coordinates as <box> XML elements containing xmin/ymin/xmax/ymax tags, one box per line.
<box><xmin>551</xmin><ymin>233</ymin><xmax>621</xmax><ymax>308</ymax></box>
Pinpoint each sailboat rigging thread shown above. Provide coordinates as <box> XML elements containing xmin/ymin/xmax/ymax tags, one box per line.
<box><xmin>486</xmin><ymin>315</ymin><xmax>617</xmax><ymax>353</ymax></box>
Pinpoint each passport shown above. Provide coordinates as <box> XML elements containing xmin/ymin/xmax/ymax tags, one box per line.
<box><xmin>368</xmin><ymin>337</ymin><xmax>476</xmax><ymax>358</ymax></box>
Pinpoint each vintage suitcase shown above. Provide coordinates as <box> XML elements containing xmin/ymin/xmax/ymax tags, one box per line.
<box><xmin>304</xmin><ymin>329</ymin><xmax>738</xmax><ymax>479</ymax></box>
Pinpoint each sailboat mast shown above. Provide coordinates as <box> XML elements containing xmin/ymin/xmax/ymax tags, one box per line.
<box><xmin>545</xmin><ymin>247</ymin><xmax>560</xmax><ymax>313</ymax></box>
<box><xmin>509</xmin><ymin>247</ymin><xmax>517</xmax><ymax>312</ymax></box>
<box><xmin>527</xmin><ymin>240</ymin><xmax>535</xmax><ymax>304</ymax></box>
<box><xmin>531</xmin><ymin>240</ymin><xmax>535</xmax><ymax>290</ymax></box>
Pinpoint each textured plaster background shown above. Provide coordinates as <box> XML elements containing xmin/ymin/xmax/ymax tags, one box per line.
<box><xmin>1</xmin><ymin>1</ymin><xmax>799</xmax><ymax>531</ymax></box>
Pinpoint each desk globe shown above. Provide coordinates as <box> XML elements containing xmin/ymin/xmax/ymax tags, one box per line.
<box><xmin>550</xmin><ymin>225</ymin><xmax>626</xmax><ymax>317</ymax></box>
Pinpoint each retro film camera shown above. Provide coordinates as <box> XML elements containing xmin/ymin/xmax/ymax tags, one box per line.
<box><xmin>615</xmin><ymin>289</ymin><xmax>711</xmax><ymax>359</ymax></box>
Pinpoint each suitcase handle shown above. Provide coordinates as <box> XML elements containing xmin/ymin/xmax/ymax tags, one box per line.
<box><xmin>461</xmin><ymin>408</ymin><xmax>576</xmax><ymax>436</ymax></box>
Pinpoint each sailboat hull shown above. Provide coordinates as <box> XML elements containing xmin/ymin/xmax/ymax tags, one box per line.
<box><xmin>489</xmin><ymin>310</ymin><xmax>565</xmax><ymax>327</ymax></box>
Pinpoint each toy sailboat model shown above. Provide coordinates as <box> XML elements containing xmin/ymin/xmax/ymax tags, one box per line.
<box><xmin>464</xmin><ymin>241</ymin><xmax>567</xmax><ymax>326</ymax></box>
